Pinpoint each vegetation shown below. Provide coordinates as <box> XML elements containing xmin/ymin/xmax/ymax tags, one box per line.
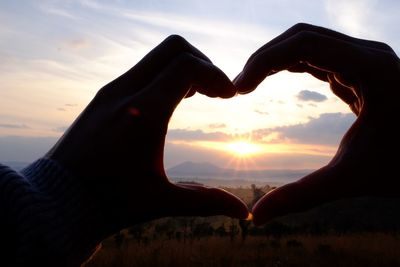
<box><xmin>84</xmin><ymin>184</ymin><xmax>400</xmax><ymax>267</ymax></box>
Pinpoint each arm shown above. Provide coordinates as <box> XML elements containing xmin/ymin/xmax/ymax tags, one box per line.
<box><xmin>0</xmin><ymin>35</ymin><xmax>248</xmax><ymax>266</ymax></box>
<box><xmin>0</xmin><ymin>159</ymin><xmax>102</xmax><ymax>266</ymax></box>
<box><xmin>0</xmin><ymin>164</ymin><xmax>19</xmax><ymax>266</ymax></box>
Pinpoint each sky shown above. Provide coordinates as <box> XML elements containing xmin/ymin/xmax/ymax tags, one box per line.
<box><xmin>1</xmin><ymin>0</ymin><xmax>399</xmax><ymax>171</ymax></box>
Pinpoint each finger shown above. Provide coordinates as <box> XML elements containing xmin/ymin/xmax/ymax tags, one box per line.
<box><xmin>141</xmin><ymin>52</ymin><xmax>236</xmax><ymax>115</ymax></box>
<box><xmin>243</xmin><ymin>23</ymin><xmax>393</xmax><ymax>71</ymax></box>
<box><xmin>326</xmin><ymin>74</ymin><xmax>359</xmax><ymax>111</ymax></box>
<box><xmin>234</xmin><ymin>31</ymin><xmax>369</xmax><ymax>93</ymax></box>
<box><xmin>287</xmin><ymin>63</ymin><xmax>361</xmax><ymax>115</ymax></box>
<box><xmin>165</xmin><ymin>183</ymin><xmax>249</xmax><ymax>219</ymax></box>
<box><xmin>107</xmin><ymin>35</ymin><xmax>212</xmax><ymax>95</ymax></box>
<box><xmin>288</xmin><ymin>62</ymin><xmax>329</xmax><ymax>82</ymax></box>
<box><xmin>251</xmin><ymin>164</ymin><xmax>354</xmax><ymax>225</ymax></box>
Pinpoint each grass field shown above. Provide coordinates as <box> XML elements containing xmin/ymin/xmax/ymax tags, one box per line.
<box><xmin>85</xmin><ymin>233</ymin><xmax>400</xmax><ymax>267</ymax></box>
<box><xmin>84</xmin><ymin>185</ymin><xmax>400</xmax><ymax>267</ymax></box>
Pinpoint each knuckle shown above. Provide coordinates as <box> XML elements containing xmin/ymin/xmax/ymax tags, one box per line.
<box><xmin>175</xmin><ymin>52</ymin><xmax>200</xmax><ymax>68</ymax></box>
<box><xmin>295</xmin><ymin>30</ymin><xmax>315</xmax><ymax>42</ymax></box>
<box><xmin>372</xmin><ymin>41</ymin><xmax>394</xmax><ymax>52</ymax></box>
<box><xmin>93</xmin><ymin>86</ymin><xmax>110</xmax><ymax>104</ymax></box>
<box><xmin>164</xmin><ymin>34</ymin><xmax>190</xmax><ymax>50</ymax></box>
<box><xmin>293</xmin><ymin>30</ymin><xmax>316</xmax><ymax>59</ymax></box>
<box><xmin>290</xmin><ymin>22</ymin><xmax>314</xmax><ymax>33</ymax></box>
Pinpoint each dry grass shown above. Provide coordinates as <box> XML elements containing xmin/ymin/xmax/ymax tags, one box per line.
<box><xmin>85</xmin><ymin>233</ymin><xmax>400</xmax><ymax>267</ymax></box>
<box><xmin>84</xmin><ymin>186</ymin><xmax>400</xmax><ymax>266</ymax></box>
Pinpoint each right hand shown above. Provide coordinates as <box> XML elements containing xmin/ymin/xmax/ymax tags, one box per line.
<box><xmin>234</xmin><ymin>23</ymin><xmax>400</xmax><ymax>225</ymax></box>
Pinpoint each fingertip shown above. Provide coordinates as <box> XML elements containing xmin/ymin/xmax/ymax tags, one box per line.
<box><xmin>211</xmin><ymin>188</ymin><xmax>249</xmax><ymax>219</ymax></box>
<box><xmin>234</xmin><ymin>200</ymin><xmax>251</xmax><ymax>220</ymax></box>
<box><xmin>200</xmin><ymin>70</ymin><xmax>237</xmax><ymax>99</ymax></box>
<box><xmin>218</xmin><ymin>83</ymin><xmax>238</xmax><ymax>99</ymax></box>
<box><xmin>212</xmin><ymin>68</ymin><xmax>238</xmax><ymax>99</ymax></box>
<box><xmin>233</xmin><ymin>73</ymin><xmax>255</xmax><ymax>95</ymax></box>
<box><xmin>226</xmin><ymin>205</ymin><xmax>250</xmax><ymax>220</ymax></box>
<box><xmin>170</xmin><ymin>184</ymin><xmax>249</xmax><ymax>218</ymax></box>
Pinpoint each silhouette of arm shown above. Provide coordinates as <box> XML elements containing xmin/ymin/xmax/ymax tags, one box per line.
<box><xmin>0</xmin><ymin>160</ymin><xmax>104</xmax><ymax>266</ymax></box>
<box><xmin>234</xmin><ymin>23</ymin><xmax>400</xmax><ymax>225</ymax></box>
<box><xmin>0</xmin><ymin>164</ymin><xmax>19</xmax><ymax>266</ymax></box>
<box><xmin>0</xmin><ymin>35</ymin><xmax>248</xmax><ymax>266</ymax></box>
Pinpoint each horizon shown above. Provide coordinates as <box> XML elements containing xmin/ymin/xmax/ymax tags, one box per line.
<box><xmin>4</xmin><ymin>158</ymin><xmax>314</xmax><ymax>171</ymax></box>
<box><xmin>1</xmin><ymin>0</ymin><xmax>400</xmax><ymax>171</ymax></box>
<box><xmin>4</xmin><ymin>159</ymin><xmax>311</xmax><ymax>187</ymax></box>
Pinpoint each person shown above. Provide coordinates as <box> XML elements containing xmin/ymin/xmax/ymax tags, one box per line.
<box><xmin>0</xmin><ymin>35</ymin><xmax>249</xmax><ymax>267</ymax></box>
<box><xmin>0</xmin><ymin>23</ymin><xmax>399</xmax><ymax>266</ymax></box>
<box><xmin>234</xmin><ymin>23</ymin><xmax>400</xmax><ymax>225</ymax></box>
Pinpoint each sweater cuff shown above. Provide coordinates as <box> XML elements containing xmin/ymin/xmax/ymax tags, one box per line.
<box><xmin>7</xmin><ymin>158</ymin><xmax>103</xmax><ymax>266</ymax></box>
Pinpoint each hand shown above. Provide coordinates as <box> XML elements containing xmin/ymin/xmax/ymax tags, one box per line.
<box><xmin>47</xmin><ymin>35</ymin><xmax>248</xmax><ymax>234</ymax></box>
<box><xmin>234</xmin><ymin>23</ymin><xmax>400</xmax><ymax>225</ymax></box>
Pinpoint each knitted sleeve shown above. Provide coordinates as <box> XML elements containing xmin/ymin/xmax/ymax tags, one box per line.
<box><xmin>0</xmin><ymin>159</ymin><xmax>103</xmax><ymax>267</ymax></box>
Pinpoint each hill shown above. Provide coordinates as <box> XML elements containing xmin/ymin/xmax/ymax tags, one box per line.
<box><xmin>167</xmin><ymin>161</ymin><xmax>312</xmax><ymax>185</ymax></box>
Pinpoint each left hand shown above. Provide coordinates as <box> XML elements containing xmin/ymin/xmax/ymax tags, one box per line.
<box><xmin>47</xmin><ymin>35</ymin><xmax>248</xmax><ymax>234</ymax></box>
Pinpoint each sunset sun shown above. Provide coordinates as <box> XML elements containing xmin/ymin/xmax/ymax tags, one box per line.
<box><xmin>226</xmin><ymin>141</ymin><xmax>261</xmax><ymax>157</ymax></box>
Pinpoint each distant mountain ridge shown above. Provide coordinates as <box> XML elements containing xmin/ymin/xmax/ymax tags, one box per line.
<box><xmin>167</xmin><ymin>161</ymin><xmax>312</xmax><ymax>184</ymax></box>
<box><xmin>167</xmin><ymin>161</ymin><xmax>227</xmax><ymax>175</ymax></box>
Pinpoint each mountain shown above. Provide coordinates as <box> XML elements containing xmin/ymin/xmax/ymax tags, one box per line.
<box><xmin>167</xmin><ymin>161</ymin><xmax>224</xmax><ymax>176</ymax></box>
<box><xmin>166</xmin><ymin>161</ymin><xmax>312</xmax><ymax>184</ymax></box>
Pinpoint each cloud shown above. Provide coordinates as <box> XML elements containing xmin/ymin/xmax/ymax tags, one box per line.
<box><xmin>324</xmin><ymin>0</ymin><xmax>378</xmax><ymax>38</ymax></box>
<box><xmin>278</xmin><ymin>113</ymin><xmax>355</xmax><ymax>145</ymax></box>
<box><xmin>253</xmin><ymin>112</ymin><xmax>356</xmax><ymax>146</ymax></box>
<box><xmin>39</xmin><ymin>5</ymin><xmax>78</xmax><ymax>19</ymax></box>
<box><xmin>168</xmin><ymin>113</ymin><xmax>355</xmax><ymax>147</ymax></box>
<box><xmin>0</xmin><ymin>123</ymin><xmax>30</xmax><ymax>129</ymax></box>
<box><xmin>167</xmin><ymin>129</ymin><xmax>230</xmax><ymax>142</ymax></box>
<box><xmin>254</xmin><ymin>109</ymin><xmax>269</xmax><ymax>115</ymax></box>
<box><xmin>119</xmin><ymin>9</ymin><xmax>272</xmax><ymax>44</ymax></box>
<box><xmin>65</xmin><ymin>38</ymin><xmax>91</xmax><ymax>50</ymax></box>
<box><xmin>208</xmin><ymin>123</ymin><xmax>226</xmax><ymax>129</ymax></box>
<box><xmin>297</xmin><ymin>90</ymin><xmax>328</xmax><ymax>102</ymax></box>
<box><xmin>56</xmin><ymin>104</ymin><xmax>79</xmax><ymax>112</ymax></box>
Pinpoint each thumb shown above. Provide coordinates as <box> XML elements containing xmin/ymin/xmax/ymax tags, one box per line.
<box><xmin>165</xmin><ymin>183</ymin><xmax>249</xmax><ymax>219</ymax></box>
<box><xmin>252</xmin><ymin>164</ymin><xmax>352</xmax><ymax>225</ymax></box>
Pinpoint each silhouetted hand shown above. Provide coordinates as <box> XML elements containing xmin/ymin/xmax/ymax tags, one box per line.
<box><xmin>234</xmin><ymin>23</ymin><xmax>400</xmax><ymax>225</ymax></box>
<box><xmin>47</xmin><ymin>35</ymin><xmax>248</xmax><ymax>234</ymax></box>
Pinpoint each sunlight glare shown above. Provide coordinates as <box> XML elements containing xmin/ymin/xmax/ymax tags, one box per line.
<box><xmin>226</xmin><ymin>141</ymin><xmax>261</xmax><ymax>157</ymax></box>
